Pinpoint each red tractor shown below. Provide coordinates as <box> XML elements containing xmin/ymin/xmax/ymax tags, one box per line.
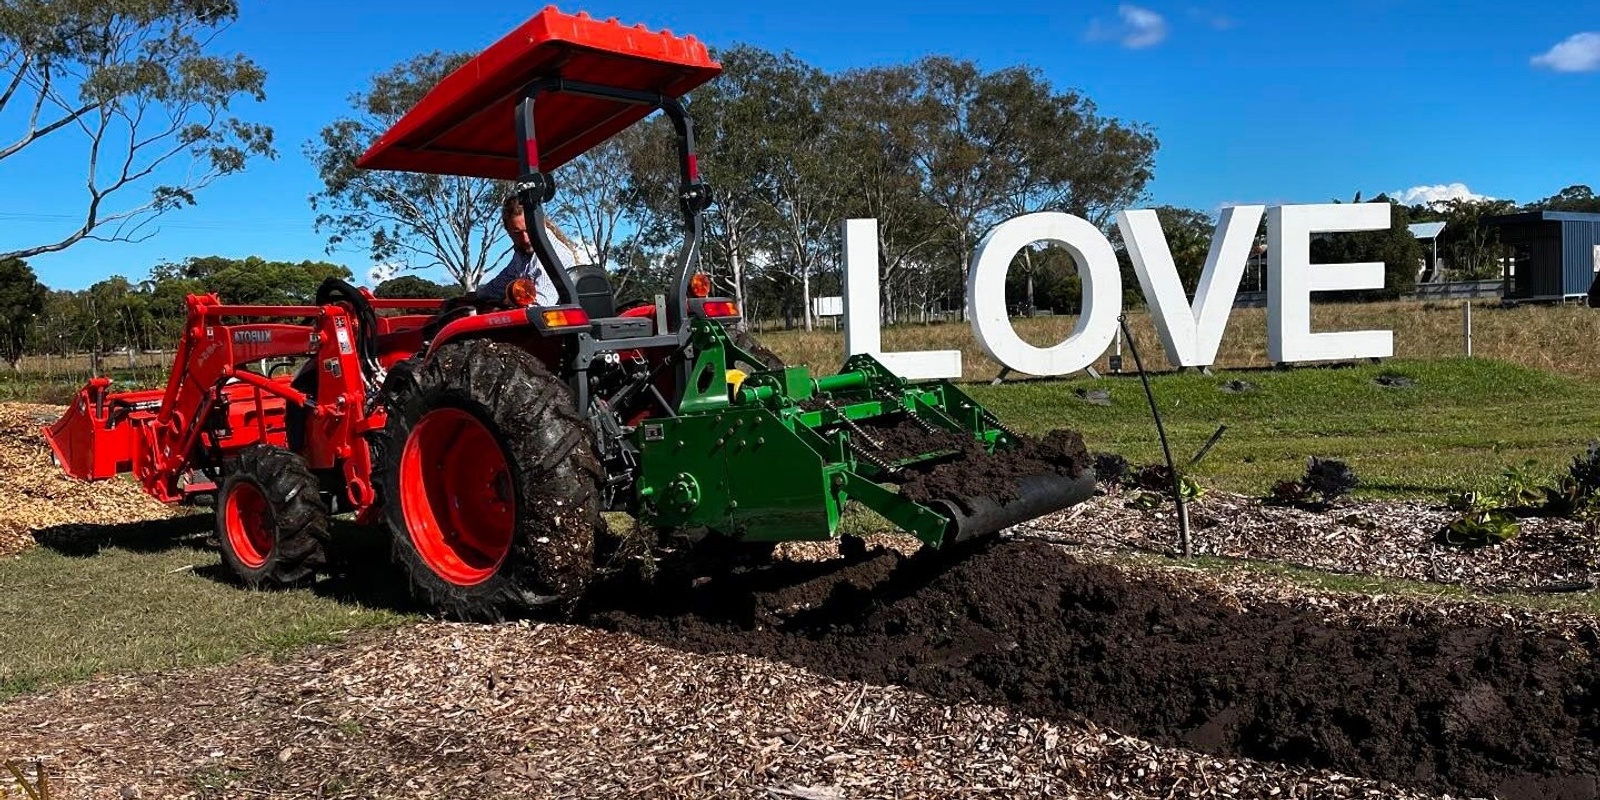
<box><xmin>45</xmin><ymin>8</ymin><xmax>1094</xmax><ymax>620</ymax></box>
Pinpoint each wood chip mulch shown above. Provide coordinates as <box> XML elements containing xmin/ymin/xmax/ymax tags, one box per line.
<box><xmin>0</xmin><ymin>403</ymin><xmax>174</xmax><ymax>558</ymax></box>
<box><xmin>0</xmin><ymin>620</ymin><xmax>1442</xmax><ymax>800</ymax></box>
<box><xmin>1024</xmin><ymin>488</ymin><xmax>1599</xmax><ymax>593</ymax></box>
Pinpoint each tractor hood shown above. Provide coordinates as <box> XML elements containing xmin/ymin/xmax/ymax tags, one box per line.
<box><xmin>356</xmin><ymin>6</ymin><xmax>721</xmax><ymax>179</ymax></box>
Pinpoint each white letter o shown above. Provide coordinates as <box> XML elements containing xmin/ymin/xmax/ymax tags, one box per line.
<box><xmin>967</xmin><ymin>212</ymin><xmax>1122</xmax><ymax>376</ymax></box>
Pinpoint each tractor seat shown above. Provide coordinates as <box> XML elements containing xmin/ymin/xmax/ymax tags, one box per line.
<box><xmin>568</xmin><ymin>264</ymin><xmax>651</xmax><ymax>341</ymax></box>
<box><xmin>569</xmin><ymin>264</ymin><xmax>616</xmax><ymax>318</ymax></box>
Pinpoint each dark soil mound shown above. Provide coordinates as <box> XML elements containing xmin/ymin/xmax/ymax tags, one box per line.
<box><xmin>899</xmin><ymin>428</ymin><xmax>1088</xmax><ymax>508</ymax></box>
<box><xmin>590</xmin><ymin>541</ymin><xmax>1600</xmax><ymax>800</ymax></box>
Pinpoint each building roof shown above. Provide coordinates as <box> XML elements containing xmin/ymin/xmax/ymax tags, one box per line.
<box><xmin>1484</xmin><ymin>211</ymin><xmax>1600</xmax><ymax>226</ymax></box>
<box><xmin>1408</xmin><ymin>221</ymin><xmax>1446</xmax><ymax>240</ymax></box>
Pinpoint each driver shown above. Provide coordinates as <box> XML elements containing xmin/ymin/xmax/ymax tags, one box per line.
<box><xmin>475</xmin><ymin>194</ymin><xmax>575</xmax><ymax>305</ymax></box>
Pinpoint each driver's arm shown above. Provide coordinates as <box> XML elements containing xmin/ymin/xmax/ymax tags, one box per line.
<box><xmin>475</xmin><ymin>250</ymin><xmax>530</xmax><ymax>303</ymax></box>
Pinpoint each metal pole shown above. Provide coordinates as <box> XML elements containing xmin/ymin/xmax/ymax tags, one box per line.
<box><xmin>1463</xmin><ymin>299</ymin><xmax>1473</xmax><ymax>357</ymax></box>
<box><xmin>1119</xmin><ymin>315</ymin><xmax>1191</xmax><ymax>557</ymax></box>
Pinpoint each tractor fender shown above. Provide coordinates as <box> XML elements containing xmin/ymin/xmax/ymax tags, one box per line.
<box><xmin>423</xmin><ymin>303</ymin><xmax>589</xmax><ymax>360</ymax></box>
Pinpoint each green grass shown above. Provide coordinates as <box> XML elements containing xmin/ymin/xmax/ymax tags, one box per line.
<box><xmin>967</xmin><ymin>357</ymin><xmax>1600</xmax><ymax>498</ymax></box>
<box><xmin>0</xmin><ymin>365</ymin><xmax>167</xmax><ymax>404</ymax></box>
<box><xmin>0</xmin><ymin>528</ymin><xmax>409</xmax><ymax>699</ymax></box>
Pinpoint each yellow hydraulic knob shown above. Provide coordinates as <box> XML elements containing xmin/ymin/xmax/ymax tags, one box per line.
<box><xmin>725</xmin><ymin>368</ymin><xmax>748</xmax><ymax>392</ymax></box>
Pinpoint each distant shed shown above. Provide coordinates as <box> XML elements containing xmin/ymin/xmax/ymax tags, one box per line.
<box><xmin>1483</xmin><ymin>211</ymin><xmax>1600</xmax><ymax>301</ymax></box>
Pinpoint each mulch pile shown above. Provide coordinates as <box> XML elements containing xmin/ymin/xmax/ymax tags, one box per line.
<box><xmin>594</xmin><ymin>541</ymin><xmax>1600</xmax><ymax>800</ymax></box>
<box><xmin>0</xmin><ymin>620</ymin><xmax>1438</xmax><ymax>799</ymax></box>
<box><xmin>1033</xmin><ymin>488</ymin><xmax>1599</xmax><ymax>593</ymax></box>
<box><xmin>0</xmin><ymin>403</ymin><xmax>173</xmax><ymax>557</ymax></box>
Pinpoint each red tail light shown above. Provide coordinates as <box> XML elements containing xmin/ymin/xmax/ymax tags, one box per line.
<box><xmin>540</xmin><ymin>308</ymin><xmax>590</xmax><ymax>328</ymax></box>
<box><xmin>701</xmin><ymin>300</ymin><xmax>739</xmax><ymax>318</ymax></box>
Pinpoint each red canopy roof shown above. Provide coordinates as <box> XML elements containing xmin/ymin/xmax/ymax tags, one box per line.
<box><xmin>356</xmin><ymin>6</ymin><xmax>721</xmax><ymax>179</ymax></box>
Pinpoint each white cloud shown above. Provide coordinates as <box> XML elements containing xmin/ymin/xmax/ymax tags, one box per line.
<box><xmin>1391</xmin><ymin>183</ymin><xmax>1495</xmax><ymax>207</ymax></box>
<box><xmin>1186</xmin><ymin>7</ymin><xmax>1235</xmax><ymax>30</ymax></box>
<box><xmin>367</xmin><ymin>262</ymin><xmax>402</xmax><ymax>285</ymax></box>
<box><xmin>1532</xmin><ymin>32</ymin><xmax>1600</xmax><ymax>72</ymax></box>
<box><xmin>1088</xmin><ymin>4</ymin><xmax>1170</xmax><ymax>49</ymax></box>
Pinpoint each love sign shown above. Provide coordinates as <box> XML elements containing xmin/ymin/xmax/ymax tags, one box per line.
<box><xmin>841</xmin><ymin>203</ymin><xmax>1396</xmax><ymax>379</ymax></box>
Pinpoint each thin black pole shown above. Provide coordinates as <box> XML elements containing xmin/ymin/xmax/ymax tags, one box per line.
<box><xmin>1118</xmin><ymin>315</ymin><xmax>1192</xmax><ymax>557</ymax></box>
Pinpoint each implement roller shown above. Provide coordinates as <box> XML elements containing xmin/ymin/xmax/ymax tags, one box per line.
<box><xmin>42</xmin><ymin>6</ymin><xmax>1094</xmax><ymax>620</ymax></box>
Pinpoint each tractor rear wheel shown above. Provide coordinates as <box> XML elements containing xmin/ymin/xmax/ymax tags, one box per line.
<box><xmin>216</xmin><ymin>445</ymin><xmax>329</xmax><ymax>588</ymax></box>
<box><xmin>380</xmin><ymin>340</ymin><xmax>601</xmax><ymax>620</ymax></box>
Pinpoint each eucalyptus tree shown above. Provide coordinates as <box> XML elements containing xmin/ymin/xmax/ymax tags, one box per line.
<box><xmin>308</xmin><ymin>51</ymin><xmax>506</xmax><ymax>291</ymax></box>
<box><xmin>0</xmin><ymin>0</ymin><xmax>274</xmax><ymax>261</ymax></box>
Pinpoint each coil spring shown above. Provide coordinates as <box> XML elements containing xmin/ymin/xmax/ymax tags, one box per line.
<box><xmin>818</xmin><ymin>395</ymin><xmax>884</xmax><ymax>450</ymax></box>
<box><xmin>849</xmin><ymin>439</ymin><xmax>898</xmax><ymax>475</ymax></box>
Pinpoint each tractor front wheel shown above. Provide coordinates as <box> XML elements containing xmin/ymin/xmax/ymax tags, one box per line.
<box><xmin>216</xmin><ymin>445</ymin><xmax>329</xmax><ymax>588</ymax></box>
<box><xmin>380</xmin><ymin>340</ymin><xmax>601</xmax><ymax>620</ymax></box>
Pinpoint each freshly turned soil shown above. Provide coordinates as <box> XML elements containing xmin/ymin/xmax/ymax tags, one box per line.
<box><xmin>591</xmin><ymin>540</ymin><xmax>1600</xmax><ymax>800</ymax></box>
<box><xmin>898</xmin><ymin>428</ymin><xmax>1089</xmax><ymax>509</ymax></box>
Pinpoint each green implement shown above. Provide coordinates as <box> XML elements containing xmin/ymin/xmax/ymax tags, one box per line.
<box><xmin>632</xmin><ymin>319</ymin><xmax>1095</xmax><ymax>547</ymax></box>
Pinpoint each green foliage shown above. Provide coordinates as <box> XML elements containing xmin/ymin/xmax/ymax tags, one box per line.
<box><xmin>307</xmin><ymin>51</ymin><xmax>503</xmax><ymax>291</ymax></box>
<box><xmin>1441</xmin><ymin>510</ymin><xmax>1521</xmax><ymax>548</ymax></box>
<box><xmin>374</xmin><ymin>275</ymin><xmax>461</xmax><ymax>299</ymax></box>
<box><xmin>0</xmin><ymin>0</ymin><xmax>275</xmax><ymax>262</ymax></box>
<box><xmin>1427</xmin><ymin>198</ymin><xmax>1516</xmax><ymax>280</ymax></box>
<box><xmin>1310</xmin><ymin>200</ymin><xmax>1422</xmax><ymax>300</ymax></box>
<box><xmin>0</xmin><ymin>257</ymin><xmax>46</xmax><ymax>367</ymax></box>
<box><xmin>622</xmin><ymin>46</ymin><xmax>1157</xmax><ymax>326</ymax></box>
<box><xmin>1126</xmin><ymin>463</ymin><xmax>1203</xmax><ymax>507</ymax></box>
<box><xmin>1439</xmin><ymin>445</ymin><xmax>1600</xmax><ymax>546</ymax></box>
<box><xmin>1525</xmin><ymin>184</ymin><xmax>1600</xmax><ymax>214</ymax></box>
<box><xmin>1152</xmin><ymin>206</ymin><xmax>1215</xmax><ymax>296</ymax></box>
<box><xmin>6</xmin><ymin>256</ymin><xmax>351</xmax><ymax>358</ymax></box>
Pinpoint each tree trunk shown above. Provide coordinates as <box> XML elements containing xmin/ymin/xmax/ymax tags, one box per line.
<box><xmin>801</xmin><ymin>267</ymin><xmax>814</xmax><ymax>332</ymax></box>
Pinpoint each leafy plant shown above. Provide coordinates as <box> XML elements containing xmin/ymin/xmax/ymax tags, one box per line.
<box><xmin>1568</xmin><ymin>441</ymin><xmax>1600</xmax><ymax>496</ymax></box>
<box><xmin>1269</xmin><ymin>479</ymin><xmax>1312</xmax><ymax>505</ymax></box>
<box><xmin>1126</xmin><ymin>465</ymin><xmax>1203</xmax><ymax>508</ymax></box>
<box><xmin>1303</xmin><ymin>457</ymin><xmax>1358</xmax><ymax>502</ymax></box>
<box><xmin>1492</xmin><ymin>461</ymin><xmax>1550</xmax><ymax>509</ymax></box>
<box><xmin>1267</xmin><ymin>457</ymin><xmax>1357</xmax><ymax>507</ymax></box>
<box><xmin>1092</xmin><ymin>452</ymin><xmax>1129</xmax><ymax>486</ymax></box>
<box><xmin>1440</xmin><ymin>510</ymin><xmax>1522</xmax><ymax>548</ymax></box>
<box><xmin>1446</xmin><ymin>490</ymin><xmax>1495</xmax><ymax>513</ymax></box>
<box><xmin>1128</xmin><ymin>491</ymin><xmax>1164</xmax><ymax>510</ymax></box>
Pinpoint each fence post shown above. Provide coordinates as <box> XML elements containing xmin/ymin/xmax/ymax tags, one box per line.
<box><xmin>1463</xmin><ymin>300</ymin><xmax>1473</xmax><ymax>357</ymax></box>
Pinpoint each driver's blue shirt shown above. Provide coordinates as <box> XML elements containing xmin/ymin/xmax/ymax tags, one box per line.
<box><xmin>476</xmin><ymin>247</ymin><xmax>564</xmax><ymax>305</ymax></box>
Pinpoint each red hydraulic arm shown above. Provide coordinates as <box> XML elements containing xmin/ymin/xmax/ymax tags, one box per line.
<box><xmin>44</xmin><ymin>293</ymin><xmax>392</xmax><ymax>509</ymax></box>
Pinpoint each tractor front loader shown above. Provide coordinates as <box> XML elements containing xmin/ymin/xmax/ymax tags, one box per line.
<box><xmin>43</xmin><ymin>7</ymin><xmax>1094</xmax><ymax>620</ymax></box>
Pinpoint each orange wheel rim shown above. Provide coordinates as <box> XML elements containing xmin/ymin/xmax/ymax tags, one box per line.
<box><xmin>400</xmin><ymin>408</ymin><xmax>516</xmax><ymax>586</ymax></box>
<box><xmin>224</xmin><ymin>481</ymin><xmax>273</xmax><ymax>569</ymax></box>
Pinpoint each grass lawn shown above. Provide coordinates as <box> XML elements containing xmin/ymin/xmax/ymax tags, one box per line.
<box><xmin>967</xmin><ymin>357</ymin><xmax>1600</xmax><ymax>498</ymax></box>
<box><xmin>0</xmin><ymin>521</ymin><xmax>410</xmax><ymax>700</ymax></box>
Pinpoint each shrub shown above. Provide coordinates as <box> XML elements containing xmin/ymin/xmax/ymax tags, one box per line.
<box><xmin>1440</xmin><ymin>510</ymin><xmax>1521</xmax><ymax>548</ymax></box>
<box><xmin>1267</xmin><ymin>457</ymin><xmax>1357</xmax><ymax>507</ymax></box>
<box><xmin>1092</xmin><ymin>452</ymin><xmax>1129</xmax><ymax>486</ymax></box>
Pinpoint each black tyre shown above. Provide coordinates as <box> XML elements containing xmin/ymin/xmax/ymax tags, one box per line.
<box><xmin>380</xmin><ymin>339</ymin><xmax>601</xmax><ymax>620</ymax></box>
<box><xmin>216</xmin><ymin>445</ymin><xmax>329</xmax><ymax>587</ymax></box>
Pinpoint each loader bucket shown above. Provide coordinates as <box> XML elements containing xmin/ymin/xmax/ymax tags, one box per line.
<box><xmin>42</xmin><ymin>378</ymin><xmax>159</xmax><ymax>480</ymax></box>
<box><xmin>632</xmin><ymin>321</ymin><xmax>1095</xmax><ymax>547</ymax></box>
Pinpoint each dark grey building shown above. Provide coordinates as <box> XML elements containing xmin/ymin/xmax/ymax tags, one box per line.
<box><xmin>1484</xmin><ymin>211</ymin><xmax>1600</xmax><ymax>301</ymax></box>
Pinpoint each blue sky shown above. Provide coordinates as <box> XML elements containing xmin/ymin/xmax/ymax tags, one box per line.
<box><xmin>2</xmin><ymin>0</ymin><xmax>1596</xmax><ymax>290</ymax></box>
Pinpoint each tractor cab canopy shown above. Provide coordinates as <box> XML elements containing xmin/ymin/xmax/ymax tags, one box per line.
<box><xmin>356</xmin><ymin>6</ymin><xmax>722</xmax><ymax>178</ymax></box>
